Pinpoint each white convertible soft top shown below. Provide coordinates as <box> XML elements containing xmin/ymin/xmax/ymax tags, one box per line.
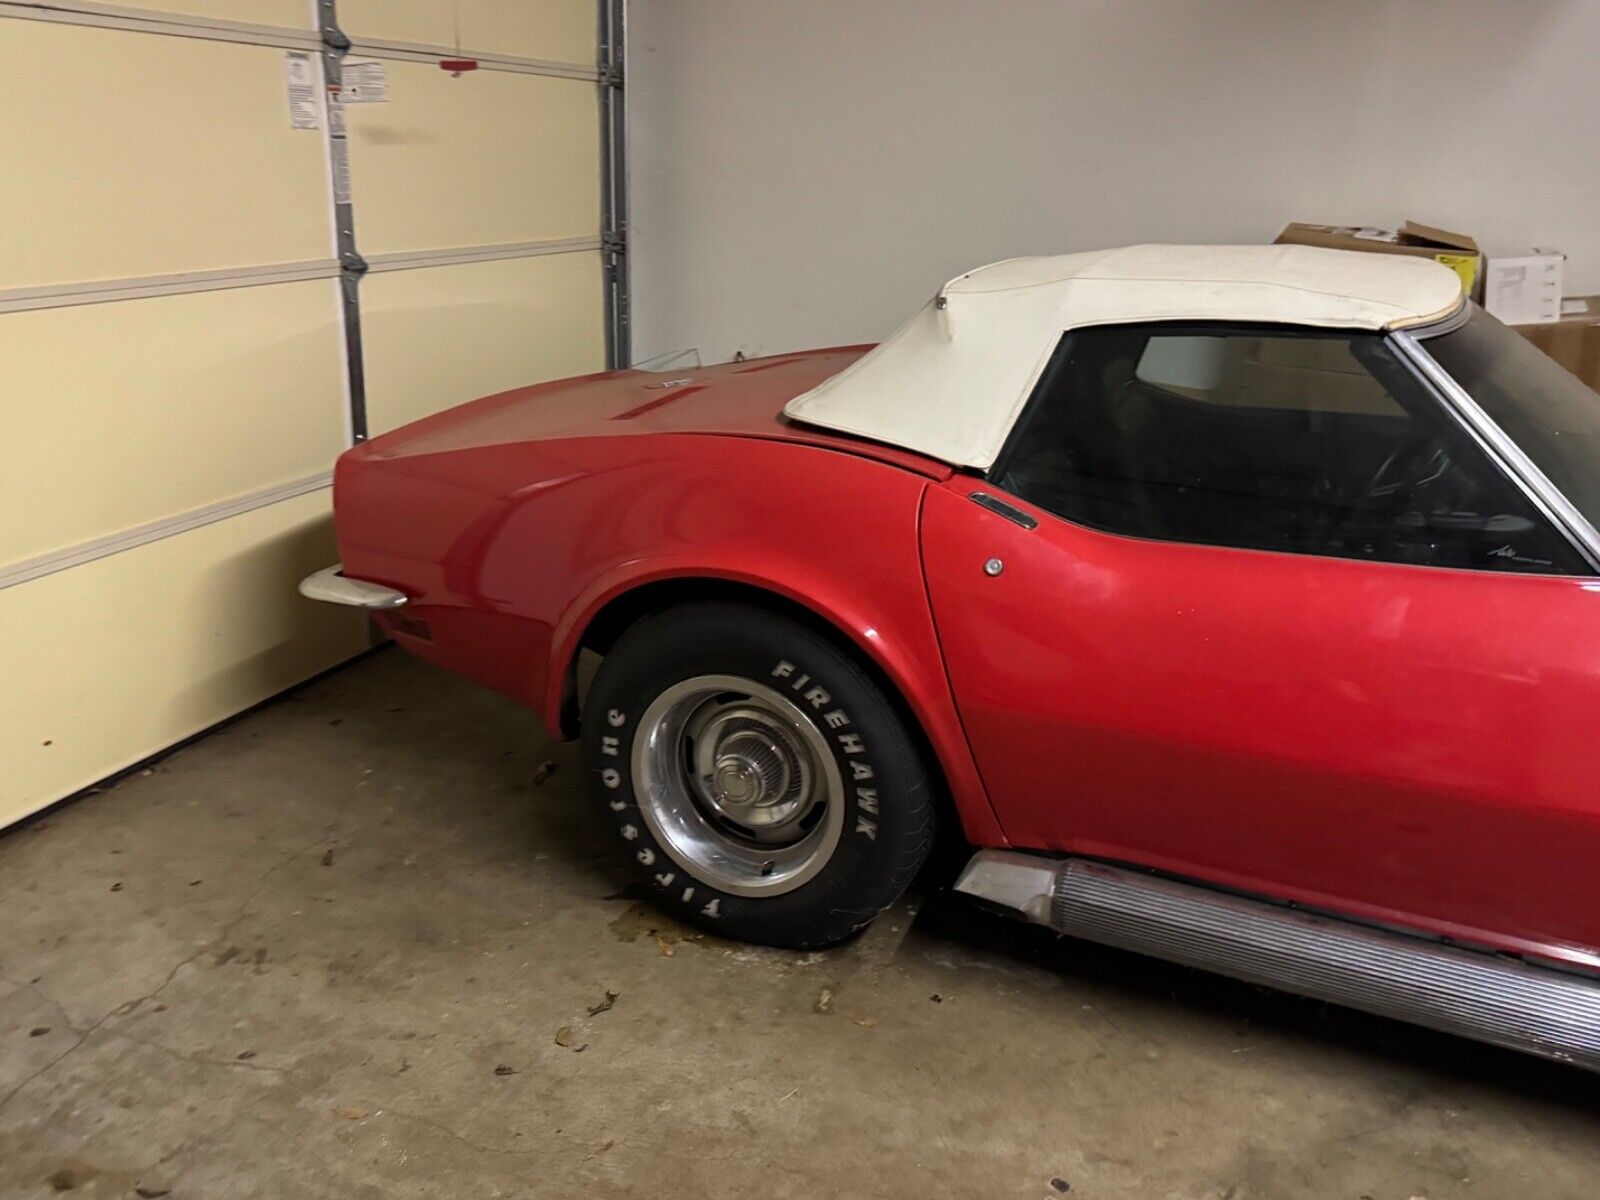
<box><xmin>783</xmin><ymin>243</ymin><xmax>1465</xmax><ymax>470</ymax></box>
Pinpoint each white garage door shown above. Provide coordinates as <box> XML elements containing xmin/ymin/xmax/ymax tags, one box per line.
<box><xmin>0</xmin><ymin>0</ymin><xmax>626</xmax><ymax>827</ymax></box>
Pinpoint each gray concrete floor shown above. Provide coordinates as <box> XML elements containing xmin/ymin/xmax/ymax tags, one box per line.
<box><xmin>2</xmin><ymin>650</ymin><xmax>1598</xmax><ymax>1200</ymax></box>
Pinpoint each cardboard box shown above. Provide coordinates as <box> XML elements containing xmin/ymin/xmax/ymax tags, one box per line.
<box><xmin>1483</xmin><ymin>251</ymin><xmax>1565</xmax><ymax>325</ymax></box>
<box><xmin>1276</xmin><ymin>220</ymin><xmax>1481</xmax><ymax>295</ymax></box>
<box><xmin>1518</xmin><ymin>296</ymin><xmax>1600</xmax><ymax>397</ymax></box>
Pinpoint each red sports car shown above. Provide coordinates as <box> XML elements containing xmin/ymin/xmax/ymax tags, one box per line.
<box><xmin>304</xmin><ymin>245</ymin><xmax>1600</xmax><ymax>1069</ymax></box>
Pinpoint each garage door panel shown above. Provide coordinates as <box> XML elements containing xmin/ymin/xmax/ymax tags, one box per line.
<box><xmin>1</xmin><ymin>21</ymin><xmax>331</xmax><ymax>287</ymax></box>
<box><xmin>362</xmin><ymin>252</ymin><xmax>604</xmax><ymax>435</ymax></box>
<box><xmin>340</xmin><ymin>0</ymin><xmax>596</xmax><ymax>64</ymax></box>
<box><xmin>346</xmin><ymin>64</ymin><xmax>600</xmax><ymax>255</ymax></box>
<box><xmin>0</xmin><ymin>280</ymin><xmax>348</xmax><ymax>566</ymax></box>
<box><xmin>137</xmin><ymin>0</ymin><xmax>315</xmax><ymax>27</ymax></box>
<box><xmin>0</xmin><ymin>489</ymin><xmax>367</xmax><ymax>828</ymax></box>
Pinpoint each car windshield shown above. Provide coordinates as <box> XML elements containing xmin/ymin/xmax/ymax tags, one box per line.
<box><xmin>1421</xmin><ymin>305</ymin><xmax>1600</xmax><ymax>531</ymax></box>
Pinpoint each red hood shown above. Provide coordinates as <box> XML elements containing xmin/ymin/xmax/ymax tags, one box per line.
<box><xmin>355</xmin><ymin>346</ymin><xmax>952</xmax><ymax>479</ymax></box>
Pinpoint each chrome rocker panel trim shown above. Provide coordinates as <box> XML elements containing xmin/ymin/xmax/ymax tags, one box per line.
<box><xmin>298</xmin><ymin>563</ymin><xmax>408</xmax><ymax>610</ymax></box>
<box><xmin>955</xmin><ymin>850</ymin><xmax>1600</xmax><ymax>1071</ymax></box>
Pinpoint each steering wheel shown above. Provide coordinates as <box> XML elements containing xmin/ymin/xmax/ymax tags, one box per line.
<box><xmin>1365</xmin><ymin>438</ymin><xmax>1450</xmax><ymax>506</ymax></box>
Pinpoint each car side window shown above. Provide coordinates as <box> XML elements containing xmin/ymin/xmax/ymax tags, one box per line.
<box><xmin>991</xmin><ymin>323</ymin><xmax>1588</xmax><ymax>574</ymax></box>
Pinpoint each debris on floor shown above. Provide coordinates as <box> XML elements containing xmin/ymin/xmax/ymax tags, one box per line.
<box><xmin>587</xmin><ymin>989</ymin><xmax>619</xmax><ymax>1016</ymax></box>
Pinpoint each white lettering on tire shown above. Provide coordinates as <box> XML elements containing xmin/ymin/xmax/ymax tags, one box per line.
<box><xmin>637</xmin><ymin>847</ymin><xmax>655</xmax><ymax>866</ymax></box>
<box><xmin>601</xmin><ymin>735</ymin><xmax>619</xmax><ymax>757</ymax></box>
<box><xmin>771</xmin><ymin>658</ymin><xmax>890</xmax><ymax>844</ymax></box>
<box><xmin>702</xmin><ymin>898</ymin><xmax>722</xmax><ymax>919</ymax></box>
<box><xmin>608</xmin><ymin>708</ymin><xmax>626</xmax><ymax>727</ymax></box>
<box><xmin>602</xmin><ymin>768</ymin><xmax>621</xmax><ymax>789</ymax></box>
<box><xmin>621</xmin><ymin>823</ymin><xmax>638</xmax><ymax>841</ymax></box>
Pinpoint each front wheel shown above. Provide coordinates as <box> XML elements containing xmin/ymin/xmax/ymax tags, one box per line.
<box><xmin>582</xmin><ymin>602</ymin><xmax>935</xmax><ymax>948</ymax></box>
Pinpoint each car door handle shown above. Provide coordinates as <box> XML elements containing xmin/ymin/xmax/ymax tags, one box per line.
<box><xmin>968</xmin><ymin>491</ymin><xmax>1038</xmax><ymax>530</ymax></box>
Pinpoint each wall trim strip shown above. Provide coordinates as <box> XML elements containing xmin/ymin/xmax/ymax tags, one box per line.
<box><xmin>0</xmin><ymin>1</ymin><xmax>318</xmax><ymax>49</ymax></box>
<box><xmin>365</xmin><ymin>236</ymin><xmax>603</xmax><ymax>273</ymax></box>
<box><xmin>0</xmin><ymin>473</ymin><xmax>333</xmax><ymax>592</ymax></box>
<box><xmin>0</xmin><ymin>239</ymin><xmax>604</xmax><ymax>315</ymax></box>
<box><xmin>0</xmin><ymin>259</ymin><xmax>342</xmax><ymax>314</ymax></box>
<box><xmin>0</xmin><ymin>3</ymin><xmax>600</xmax><ymax>79</ymax></box>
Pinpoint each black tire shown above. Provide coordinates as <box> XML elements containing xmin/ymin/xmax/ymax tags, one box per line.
<box><xmin>582</xmin><ymin>602</ymin><xmax>935</xmax><ymax>948</ymax></box>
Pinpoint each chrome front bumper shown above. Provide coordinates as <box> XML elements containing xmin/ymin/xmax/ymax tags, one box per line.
<box><xmin>298</xmin><ymin>563</ymin><xmax>408</xmax><ymax>609</ymax></box>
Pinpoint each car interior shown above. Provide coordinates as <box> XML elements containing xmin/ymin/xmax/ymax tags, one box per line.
<box><xmin>994</xmin><ymin>323</ymin><xmax>1582</xmax><ymax>573</ymax></box>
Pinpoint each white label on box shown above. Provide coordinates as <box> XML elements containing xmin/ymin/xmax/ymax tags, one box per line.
<box><xmin>284</xmin><ymin>51</ymin><xmax>319</xmax><ymax>129</ymax></box>
<box><xmin>343</xmin><ymin>60</ymin><xmax>389</xmax><ymax>103</ymax></box>
<box><xmin>1484</xmin><ymin>254</ymin><xmax>1564</xmax><ymax>326</ymax></box>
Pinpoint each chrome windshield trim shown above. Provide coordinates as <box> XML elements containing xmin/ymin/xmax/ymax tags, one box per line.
<box><xmin>1391</xmin><ymin>329</ymin><xmax>1600</xmax><ymax>573</ymax></box>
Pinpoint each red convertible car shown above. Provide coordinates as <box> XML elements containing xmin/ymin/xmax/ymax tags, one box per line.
<box><xmin>304</xmin><ymin>245</ymin><xmax>1600</xmax><ymax>1069</ymax></box>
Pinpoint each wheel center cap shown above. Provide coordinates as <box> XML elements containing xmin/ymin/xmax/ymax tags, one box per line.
<box><xmin>714</xmin><ymin>758</ymin><xmax>761</xmax><ymax>806</ymax></box>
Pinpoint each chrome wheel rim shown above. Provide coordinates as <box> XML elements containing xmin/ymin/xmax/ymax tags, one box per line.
<box><xmin>632</xmin><ymin>674</ymin><xmax>844</xmax><ymax>897</ymax></box>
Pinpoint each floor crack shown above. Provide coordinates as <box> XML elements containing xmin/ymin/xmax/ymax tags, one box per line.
<box><xmin>373</xmin><ymin>1106</ymin><xmax>545</xmax><ymax>1158</ymax></box>
<box><xmin>0</xmin><ymin>847</ymin><xmax>303</xmax><ymax>1115</ymax></box>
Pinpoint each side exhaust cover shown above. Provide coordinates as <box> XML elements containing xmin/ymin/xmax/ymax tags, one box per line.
<box><xmin>955</xmin><ymin>850</ymin><xmax>1600</xmax><ymax>1071</ymax></box>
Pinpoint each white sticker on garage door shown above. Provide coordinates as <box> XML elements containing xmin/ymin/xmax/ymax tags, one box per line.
<box><xmin>284</xmin><ymin>51</ymin><xmax>320</xmax><ymax>130</ymax></box>
<box><xmin>343</xmin><ymin>60</ymin><xmax>389</xmax><ymax>104</ymax></box>
<box><xmin>330</xmin><ymin>137</ymin><xmax>352</xmax><ymax>205</ymax></box>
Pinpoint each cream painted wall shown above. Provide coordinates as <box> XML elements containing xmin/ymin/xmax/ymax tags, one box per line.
<box><xmin>627</xmin><ymin>0</ymin><xmax>1600</xmax><ymax>364</ymax></box>
<box><xmin>136</xmin><ymin>0</ymin><xmax>313</xmax><ymax>27</ymax></box>
<box><xmin>0</xmin><ymin>490</ymin><xmax>367</xmax><ymax>822</ymax></box>
<box><xmin>0</xmin><ymin>281</ymin><xmax>348</xmax><ymax>564</ymax></box>
<box><xmin>0</xmin><ymin>21</ymin><xmax>332</xmax><ymax>286</ymax></box>
<box><xmin>0</xmin><ymin>3</ymin><xmax>603</xmax><ymax>828</ymax></box>
<box><xmin>345</xmin><ymin>61</ymin><xmax>600</xmax><ymax>256</ymax></box>
<box><xmin>339</xmin><ymin>0</ymin><xmax>596</xmax><ymax>63</ymax></box>
<box><xmin>362</xmin><ymin>252</ymin><xmax>605</xmax><ymax>435</ymax></box>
